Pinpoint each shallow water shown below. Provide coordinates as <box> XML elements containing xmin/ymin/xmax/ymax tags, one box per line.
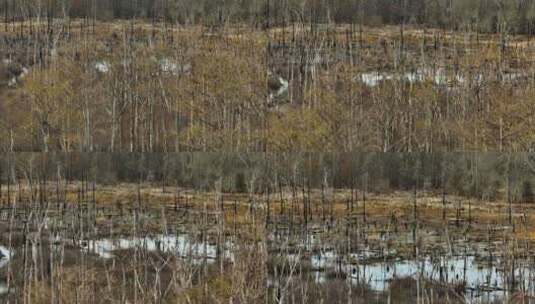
<box><xmin>0</xmin><ymin>233</ymin><xmax>235</xmax><ymax>296</ymax></box>
<box><xmin>0</xmin><ymin>283</ymin><xmax>6</xmax><ymax>296</ymax></box>
<box><xmin>80</xmin><ymin>234</ymin><xmax>234</xmax><ymax>263</ymax></box>
<box><xmin>269</xmin><ymin>225</ymin><xmax>535</xmax><ymax>303</ymax></box>
<box><xmin>0</xmin><ymin>246</ymin><xmax>12</xmax><ymax>269</ymax></box>
<box><xmin>306</xmin><ymin>250</ymin><xmax>535</xmax><ymax>302</ymax></box>
<box><xmin>0</xmin><ymin>246</ymin><xmax>12</xmax><ymax>295</ymax></box>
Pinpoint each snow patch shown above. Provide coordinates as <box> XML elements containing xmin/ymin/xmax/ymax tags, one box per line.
<box><xmin>0</xmin><ymin>246</ymin><xmax>13</xmax><ymax>269</ymax></box>
<box><xmin>94</xmin><ymin>61</ymin><xmax>111</xmax><ymax>73</ymax></box>
<box><xmin>158</xmin><ymin>58</ymin><xmax>191</xmax><ymax>76</ymax></box>
<box><xmin>356</xmin><ymin>68</ymin><xmax>485</xmax><ymax>87</ymax></box>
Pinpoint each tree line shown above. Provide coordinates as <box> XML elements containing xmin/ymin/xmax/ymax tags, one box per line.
<box><xmin>1</xmin><ymin>153</ymin><xmax>534</xmax><ymax>203</ymax></box>
<box><xmin>3</xmin><ymin>0</ymin><xmax>535</xmax><ymax>33</ymax></box>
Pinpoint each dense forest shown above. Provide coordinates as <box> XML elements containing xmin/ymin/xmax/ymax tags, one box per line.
<box><xmin>3</xmin><ymin>0</ymin><xmax>535</xmax><ymax>33</ymax></box>
<box><xmin>3</xmin><ymin>3</ymin><xmax>535</xmax><ymax>304</ymax></box>
<box><xmin>1</xmin><ymin>0</ymin><xmax>534</xmax><ymax>216</ymax></box>
<box><xmin>1</xmin><ymin>153</ymin><xmax>535</xmax><ymax>203</ymax></box>
<box><xmin>1</xmin><ymin>1</ymin><xmax>535</xmax><ymax>152</ymax></box>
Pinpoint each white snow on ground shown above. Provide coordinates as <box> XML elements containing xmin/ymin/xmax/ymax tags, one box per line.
<box><xmin>158</xmin><ymin>58</ymin><xmax>192</xmax><ymax>76</ymax></box>
<box><xmin>356</xmin><ymin>68</ymin><xmax>488</xmax><ymax>87</ymax></box>
<box><xmin>159</xmin><ymin>58</ymin><xmax>179</xmax><ymax>75</ymax></box>
<box><xmin>7</xmin><ymin>67</ymin><xmax>30</xmax><ymax>87</ymax></box>
<box><xmin>276</xmin><ymin>76</ymin><xmax>289</xmax><ymax>96</ymax></box>
<box><xmin>94</xmin><ymin>61</ymin><xmax>111</xmax><ymax>73</ymax></box>
<box><xmin>0</xmin><ymin>245</ymin><xmax>13</xmax><ymax>293</ymax></box>
<box><xmin>358</xmin><ymin>72</ymin><xmax>394</xmax><ymax>87</ymax></box>
<box><xmin>0</xmin><ymin>246</ymin><xmax>12</xmax><ymax>268</ymax></box>
<box><xmin>268</xmin><ymin>75</ymin><xmax>289</xmax><ymax>101</ymax></box>
<box><xmin>20</xmin><ymin>67</ymin><xmax>29</xmax><ymax>78</ymax></box>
